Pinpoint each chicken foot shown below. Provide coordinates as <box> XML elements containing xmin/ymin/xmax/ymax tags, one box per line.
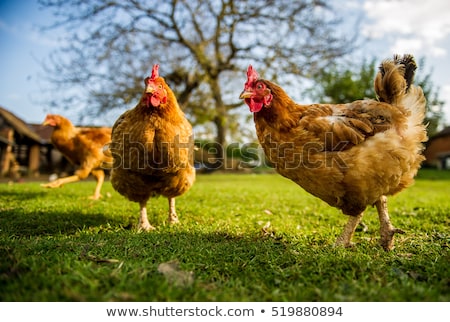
<box><xmin>375</xmin><ymin>195</ymin><xmax>405</xmax><ymax>251</ymax></box>
<box><xmin>335</xmin><ymin>212</ymin><xmax>363</xmax><ymax>247</ymax></box>
<box><xmin>137</xmin><ymin>198</ymin><xmax>179</xmax><ymax>231</ymax></box>
<box><xmin>168</xmin><ymin>197</ymin><xmax>180</xmax><ymax>224</ymax></box>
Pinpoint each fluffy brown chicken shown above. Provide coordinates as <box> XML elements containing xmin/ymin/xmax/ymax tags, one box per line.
<box><xmin>41</xmin><ymin>114</ymin><xmax>112</xmax><ymax>200</ymax></box>
<box><xmin>239</xmin><ymin>55</ymin><xmax>427</xmax><ymax>250</ymax></box>
<box><xmin>109</xmin><ymin>64</ymin><xmax>195</xmax><ymax>231</ymax></box>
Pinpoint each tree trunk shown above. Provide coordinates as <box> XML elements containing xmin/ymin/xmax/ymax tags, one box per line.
<box><xmin>213</xmin><ymin>114</ymin><xmax>226</xmax><ymax>161</ymax></box>
<box><xmin>210</xmin><ymin>78</ymin><xmax>227</xmax><ymax>168</ymax></box>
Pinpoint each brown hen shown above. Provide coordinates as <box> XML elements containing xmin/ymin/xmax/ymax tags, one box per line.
<box><xmin>41</xmin><ymin>114</ymin><xmax>112</xmax><ymax>200</ymax></box>
<box><xmin>240</xmin><ymin>55</ymin><xmax>427</xmax><ymax>250</ymax></box>
<box><xmin>109</xmin><ymin>64</ymin><xmax>195</xmax><ymax>231</ymax></box>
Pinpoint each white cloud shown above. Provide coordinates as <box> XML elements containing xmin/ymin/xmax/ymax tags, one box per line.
<box><xmin>363</xmin><ymin>0</ymin><xmax>450</xmax><ymax>57</ymax></box>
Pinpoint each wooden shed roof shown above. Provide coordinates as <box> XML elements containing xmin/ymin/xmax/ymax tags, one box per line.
<box><xmin>0</xmin><ymin>107</ymin><xmax>44</xmax><ymax>144</ymax></box>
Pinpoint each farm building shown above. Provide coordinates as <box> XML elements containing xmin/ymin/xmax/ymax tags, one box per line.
<box><xmin>0</xmin><ymin>107</ymin><xmax>71</xmax><ymax>179</ymax></box>
<box><xmin>0</xmin><ymin>107</ymin><xmax>46</xmax><ymax>178</ymax></box>
<box><xmin>423</xmin><ymin>126</ymin><xmax>450</xmax><ymax>169</ymax></box>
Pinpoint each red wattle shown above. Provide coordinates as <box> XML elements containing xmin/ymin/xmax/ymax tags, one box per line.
<box><xmin>248</xmin><ymin>99</ymin><xmax>263</xmax><ymax>113</ymax></box>
<box><xmin>150</xmin><ymin>95</ymin><xmax>161</xmax><ymax>107</ymax></box>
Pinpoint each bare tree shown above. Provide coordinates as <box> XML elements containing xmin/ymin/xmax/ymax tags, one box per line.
<box><xmin>39</xmin><ymin>0</ymin><xmax>355</xmax><ymax>160</ymax></box>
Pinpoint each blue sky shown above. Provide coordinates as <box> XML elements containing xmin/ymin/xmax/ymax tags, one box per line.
<box><xmin>1</xmin><ymin>0</ymin><xmax>450</xmax><ymax>126</ymax></box>
<box><xmin>0</xmin><ymin>0</ymin><xmax>57</xmax><ymax>123</ymax></box>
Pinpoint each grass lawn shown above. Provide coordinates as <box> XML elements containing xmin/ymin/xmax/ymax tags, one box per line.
<box><xmin>0</xmin><ymin>169</ymin><xmax>448</xmax><ymax>301</ymax></box>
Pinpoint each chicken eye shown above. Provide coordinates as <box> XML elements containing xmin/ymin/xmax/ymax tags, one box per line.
<box><xmin>158</xmin><ymin>85</ymin><xmax>163</xmax><ymax>89</ymax></box>
<box><xmin>256</xmin><ymin>83</ymin><xmax>263</xmax><ymax>90</ymax></box>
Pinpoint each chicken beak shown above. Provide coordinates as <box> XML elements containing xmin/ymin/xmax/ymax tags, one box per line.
<box><xmin>239</xmin><ymin>90</ymin><xmax>253</xmax><ymax>99</ymax></box>
<box><xmin>145</xmin><ymin>86</ymin><xmax>154</xmax><ymax>94</ymax></box>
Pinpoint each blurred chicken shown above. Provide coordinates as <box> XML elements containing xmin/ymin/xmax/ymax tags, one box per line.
<box><xmin>109</xmin><ymin>64</ymin><xmax>195</xmax><ymax>231</ymax></box>
<box><xmin>41</xmin><ymin>114</ymin><xmax>112</xmax><ymax>200</ymax></box>
<box><xmin>239</xmin><ymin>55</ymin><xmax>427</xmax><ymax>250</ymax></box>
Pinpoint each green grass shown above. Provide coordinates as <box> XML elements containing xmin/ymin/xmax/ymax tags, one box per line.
<box><xmin>0</xmin><ymin>169</ymin><xmax>449</xmax><ymax>301</ymax></box>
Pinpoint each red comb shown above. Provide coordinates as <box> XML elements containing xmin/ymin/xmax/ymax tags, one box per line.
<box><xmin>150</xmin><ymin>64</ymin><xmax>160</xmax><ymax>80</ymax></box>
<box><xmin>246</xmin><ymin>65</ymin><xmax>259</xmax><ymax>84</ymax></box>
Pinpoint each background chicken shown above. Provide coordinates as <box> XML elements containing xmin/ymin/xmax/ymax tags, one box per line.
<box><xmin>239</xmin><ymin>55</ymin><xmax>427</xmax><ymax>250</ymax></box>
<box><xmin>109</xmin><ymin>64</ymin><xmax>195</xmax><ymax>231</ymax></box>
<box><xmin>41</xmin><ymin>114</ymin><xmax>112</xmax><ymax>200</ymax></box>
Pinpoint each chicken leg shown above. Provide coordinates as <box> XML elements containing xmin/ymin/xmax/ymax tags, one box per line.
<box><xmin>138</xmin><ymin>201</ymin><xmax>156</xmax><ymax>231</ymax></box>
<box><xmin>137</xmin><ymin>198</ymin><xmax>179</xmax><ymax>231</ymax></box>
<box><xmin>168</xmin><ymin>197</ymin><xmax>180</xmax><ymax>224</ymax></box>
<box><xmin>90</xmin><ymin>169</ymin><xmax>105</xmax><ymax>200</ymax></box>
<box><xmin>375</xmin><ymin>195</ymin><xmax>405</xmax><ymax>251</ymax></box>
<box><xmin>41</xmin><ymin>170</ymin><xmax>104</xmax><ymax>200</ymax></box>
<box><xmin>41</xmin><ymin>175</ymin><xmax>80</xmax><ymax>189</ymax></box>
<box><xmin>335</xmin><ymin>212</ymin><xmax>363</xmax><ymax>247</ymax></box>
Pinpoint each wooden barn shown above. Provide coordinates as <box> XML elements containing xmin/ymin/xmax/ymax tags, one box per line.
<box><xmin>423</xmin><ymin>127</ymin><xmax>450</xmax><ymax>169</ymax></box>
<box><xmin>0</xmin><ymin>107</ymin><xmax>75</xmax><ymax>180</ymax></box>
<box><xmin>0</xmin><ymin>107</ymin><xmax>47</xmax><ymax>178</ymax></box>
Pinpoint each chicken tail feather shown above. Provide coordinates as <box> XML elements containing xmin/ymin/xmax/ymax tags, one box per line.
<box><xmin>375</xmin><ymin>54</ymin><xmax>427</xmax><ymax>160</ymax></box>
<box><xmin>393</xmin><ymin>54</ymin><xmax>416</xmax><ymax>92</ymax></box>
<box><xmin>374</xmin><ymin>54</ymin><xmax>417</xmax><ymax>106</ymax></box>
<box><xmin>402</xmin><ymin>85</ymin><xmax>427</xmax><ymax>142</ymax></box>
